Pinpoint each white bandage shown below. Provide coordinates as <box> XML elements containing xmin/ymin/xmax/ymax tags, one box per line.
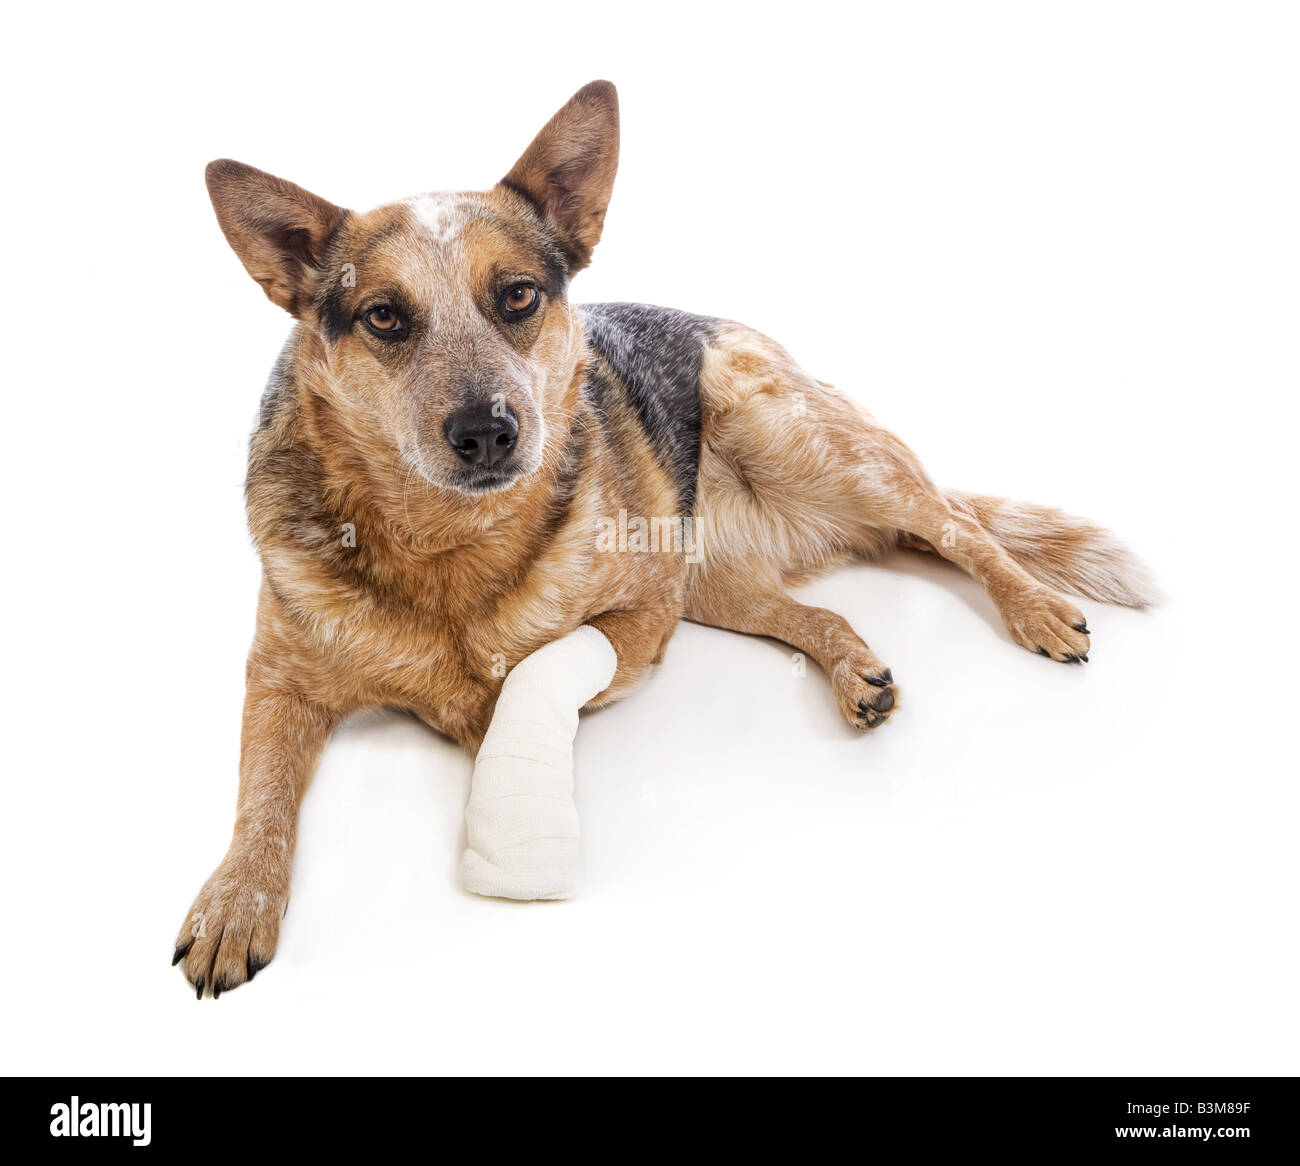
<box><xmin>458</xmin><ymin>625</ymin><xmax>618</xmax><ymax>901</ymax></box>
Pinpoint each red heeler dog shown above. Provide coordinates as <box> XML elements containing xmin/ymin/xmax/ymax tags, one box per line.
<box><xmin>177</xmin><ymin>81</ymin><xmax>1155</xmax><ymax>997</ymax></box>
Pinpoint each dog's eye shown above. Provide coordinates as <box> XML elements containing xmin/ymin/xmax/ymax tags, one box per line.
<box><xmin>363</xmin><ymin>306</ymin><xmax>405</xmax><ymax>337</ymax></box>
<box><xmin>499</xmin><ymin>283</ymin><xmax>540</xmax><ymax>320</ymax></box>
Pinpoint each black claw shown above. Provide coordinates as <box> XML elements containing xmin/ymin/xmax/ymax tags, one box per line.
<box><xmin>212</xmin><ymin>980</ymin><xmax>224</xmax><ymax>1000</ymax></box>
<box><xmin>1074</xmin><ymin>622</ymin><xmax>1090</xmax><ymax>634</ymax></box>
<box><xmin>195</xmin><ymin>979</ymin><xmax>204</xmax><ymax>1001</ymax></box>
<box><xmin>866</xmin><ymin>669</ymin><xmax>893</xmax><ymax>686</ymax></box>
<box><xmin>1037</xmin><ymin>647</ymin><xmax>1050</xmax><ymax>657</ymax></box>
<box><xmin>172</xmin><ymin>942</ymin><xmax>191</xmax><ymax>967</ymax></box>
<box><xmin>1078</xmin><ymin>653</ymin><xmax>1088</xmax><ymax>663</ymax></box>
<box><xmin>247</xmin><ymin>956</ymin><xmax>268</xmax><ymax>982</ymax></box>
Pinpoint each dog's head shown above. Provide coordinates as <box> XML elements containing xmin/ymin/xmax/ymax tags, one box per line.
<box><xmin>206</xmin><ymin>81</ymin><xmax>618</xmax><ymax>495</ymax></box>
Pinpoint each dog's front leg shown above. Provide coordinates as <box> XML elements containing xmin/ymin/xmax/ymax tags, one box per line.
<box><xmin>459</xmin><ymin>625</ymin><xmax>617</xmax><ymax>901</ymax></box>
<box><xmin>174</xmin><ymin>685</ymin><xmax>338</xmax><ymax>997</ymax></box>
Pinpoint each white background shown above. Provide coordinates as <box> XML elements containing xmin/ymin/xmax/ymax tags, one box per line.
<box><xmin>3</xmin><ymin>1</ymin><xmax>1296</xmax><ymax>1075</ymax></box>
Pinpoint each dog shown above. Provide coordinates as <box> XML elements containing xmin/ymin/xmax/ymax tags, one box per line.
<box><xmin>175</xmin><ymin>81</ymin><xmax>1154</xmax><ymax>997</ymax></box>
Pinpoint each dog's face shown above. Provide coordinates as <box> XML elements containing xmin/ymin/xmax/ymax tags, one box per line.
<box><xmin>306</xmin><ymin>187</ymin><xmax>579</xmax><ymax>495</ymax></box>
<box><xmin>206</xmin><ymin>82</ymin><xmax>619</xmax><ymax>495</ymax></box>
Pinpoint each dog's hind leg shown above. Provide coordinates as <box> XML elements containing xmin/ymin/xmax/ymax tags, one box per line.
<box><xmin>685</xmin><ymin>558</ymin><xmax>897</xmax><ymax>730</ymax></box>
<box><xmin>855</xmin><ymin>478</ymin><xmax>1096</xmax><ymax>663</ymax></box>
<box><xmin>697</xmin><ymin>323</ymin><xmax>1096</xmax><ymax>663</ymax></box>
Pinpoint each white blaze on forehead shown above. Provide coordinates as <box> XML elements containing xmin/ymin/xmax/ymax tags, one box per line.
<box><xmin>392</xmin><ymin>193</ymin><xmax>479</xmax><ymax>330</ymax></box>
<box><xmin>405</xmin><ymin>193</ymin><xmax>467</xmax><ymax>244</ymax></box>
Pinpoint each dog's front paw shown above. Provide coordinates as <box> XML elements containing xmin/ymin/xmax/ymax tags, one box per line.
<box><xmin>830</xmin><ymin>652</ymin><xmax>898</xmax><ymax>732</ymax></box>
<box><xmin>459</xmin><ymin>839</ymin><xmax>577</xmax><ymax>901</ymax></box>
<box><xmin>172</xmin><ymin>852</ymin><xmax>288</xmax><ymax>998</ymax></box>
<box><xmin>1001</xmin><ymin>586</ymin><xmax>1090</xmax><ymax>663</ymax></box>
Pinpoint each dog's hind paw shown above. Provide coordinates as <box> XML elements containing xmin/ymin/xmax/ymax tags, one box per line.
<box><xmin>1000</xmin><ymin>586</ymin><xmax>1091</xmax><ymax>663</ymax></box>
<box><xmin>830</xmin><ymin>653</ymin><xmax>898</xmax><ymax>732</ymax></box>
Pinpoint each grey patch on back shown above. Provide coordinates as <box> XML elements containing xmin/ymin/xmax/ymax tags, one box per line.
<box><xmin>579</xmin><ymin>302</ymin><xmax>717</xmax><ymax>514</ymax></box>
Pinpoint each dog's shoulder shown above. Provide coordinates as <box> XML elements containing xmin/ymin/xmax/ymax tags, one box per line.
<box><xmin>244</xmin><ymin>330</ymin><xmax>343</xmax><ymax>571</ymax></box>
<box><xmin>258</xmin><ymin>333</ymin><xmax>297</xmax><ymax>431</ymax></box>
<box><xmin>579</xmin><ymin>303</ymin><xmax>717</xmax><ymax>513</ymax></box>
<box><xmin>249</xmin><ymin>328</ymin><xmax>308</xmax><ymax>451</ymax></box>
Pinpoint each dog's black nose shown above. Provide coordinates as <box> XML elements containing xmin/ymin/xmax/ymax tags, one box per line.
<box><xmin>443</xmin><ymin>403</ymin><xmax>519</xmax><ymax>468</ymax></box>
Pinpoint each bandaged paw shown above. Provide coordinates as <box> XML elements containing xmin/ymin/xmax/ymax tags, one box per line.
<box><xmin>458</xmin><ymin>625</ymin><xmax>617</xmax><ymax>901</ymax></box>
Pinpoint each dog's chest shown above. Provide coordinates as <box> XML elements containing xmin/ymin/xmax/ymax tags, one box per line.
<box><xmin>268</xmin><ymin>522</ymin><xmax>637</xmax><ymax>746</ymax></box>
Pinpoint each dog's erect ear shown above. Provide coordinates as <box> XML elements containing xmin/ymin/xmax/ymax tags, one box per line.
<box><xmin>500</xmin><ymin>81</ymin><xmax>619</xmax><ymax>274</ymax></box>
<box><xmin>205</xmin><ymin>160</ymin><xmax>347</xmax><ymax>317</ymax></box>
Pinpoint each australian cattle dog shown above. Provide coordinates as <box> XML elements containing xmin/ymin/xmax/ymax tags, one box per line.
<box><xmin>177</xmin><ymin>81</ymin><xmax>1154</xmax><ymax>997</ymax></box>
